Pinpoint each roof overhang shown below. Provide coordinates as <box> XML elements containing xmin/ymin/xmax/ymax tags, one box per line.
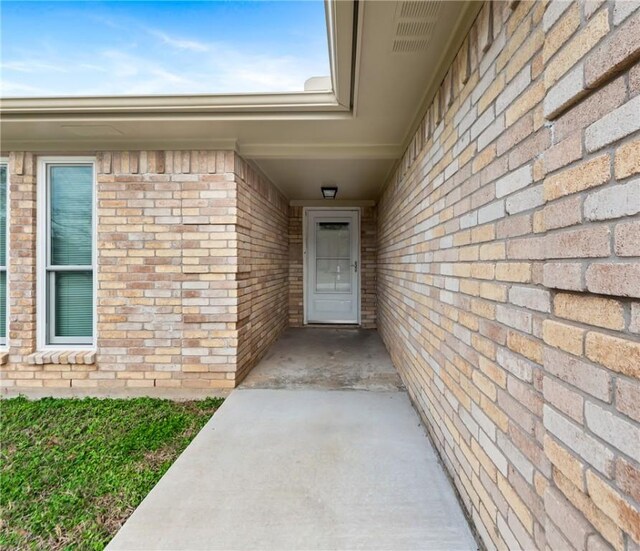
<box><xmin>0</xmin><ymin>1</ymin><xmax>481</xmax><ymax>201</ymax></box>
<box><xmin>0</xmin><ymin>0</ymin><xmax>356</xmax><ymax>121</ymax></box>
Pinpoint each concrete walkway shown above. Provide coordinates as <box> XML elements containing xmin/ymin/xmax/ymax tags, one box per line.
<box><xmin>108</xmin><ymin>329</ymin><xmax>477</xmax><ymax>551</ymax></box>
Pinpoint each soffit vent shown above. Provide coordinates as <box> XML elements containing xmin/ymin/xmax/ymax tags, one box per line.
<box><xmin>392</xmin><ymin>1</ymin><xmax>441</xmax><ymax>53</ymax></box>
<box><xmin>392</xmin><ymin>39</ymin><xmax>431</xmax><ymax>53</ymax></box>
<box><xmin>396</xmin><ymin>20</ymin><xmax>435</xmax><ymax>37</ymax></box>
<box><xmin>399</xmin><ymin>1</ymin><xmax>439</xmax><ymax>19</ymax></box>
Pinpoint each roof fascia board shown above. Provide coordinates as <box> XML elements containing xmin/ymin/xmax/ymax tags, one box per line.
<box><xmin>349</xmin><ymin>0</ymin><xmax>365</xmax><ymax>118</ymax></box>
<box><xmin>0</xmin><ymin>91</ymin><xmax>346</xmax><ymax>117</ymax></box>
<box><xmin>326</xmin><ymin>0</ymin><xmax>357</xmax><ymax>110</ymax></box>
<box><xmin>1</xmin><ymin>110</ymin><xmax>355</xmax><ymax>125</ymax></box>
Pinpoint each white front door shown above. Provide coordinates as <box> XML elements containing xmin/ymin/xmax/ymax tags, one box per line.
<box><xmin>306</xmin><ymin>209</ymin><xmax>359</xmax><ymax>324</ymax></box>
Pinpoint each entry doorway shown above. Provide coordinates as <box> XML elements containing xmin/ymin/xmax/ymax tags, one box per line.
<box><xmin>304</xmin><ymin>208</ymin><xmax>360</xmax><ymax>324</ymax></box>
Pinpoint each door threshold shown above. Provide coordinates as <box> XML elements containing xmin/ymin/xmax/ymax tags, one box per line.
<box><xmin>304</xmin><ymin>323</ymin><xmax>361</xmax><ymax>329</ymax></box>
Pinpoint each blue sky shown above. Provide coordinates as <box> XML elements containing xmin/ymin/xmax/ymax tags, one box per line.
<box><xmin>0</xmin><ymin>0</ymin><xmax>330</xmax><ymax>96</ymax></box>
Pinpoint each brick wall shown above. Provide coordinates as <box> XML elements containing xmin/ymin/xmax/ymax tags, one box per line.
<box><xmin>5</xmin><ymin>153</ymin><xmax>38</xmax><ymax>386</ymax></box>
<box><xmin>377</xmin><ymin>2</ymin><xmax>640</xmax><ymax>550</ymax></box>
<box><xmin>361</xmin><ymin>206</ymin><xmax>377</xmax><ymax>328</ymax></box>
<box><xmin>235</xmin><ymin>156</ymin><xmax>289</xmax><ymax>382</ymax></box>
<box><xmin>289</xmin><ymin>206</ymin><xmax>304</xmax><ymax>326</ymax></box>
<box><xmin>288</xmin><ymin>206</ymin><xmax>377</xmax><ymax>328</ymax></box>
<box><xmin>1</xmin><ymin>150</ymin><xmax>288</xmax><ymax>391</ymax></box>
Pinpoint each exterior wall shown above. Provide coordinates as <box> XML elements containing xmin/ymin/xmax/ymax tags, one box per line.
<box><xmin>0</xmin><ymin>150</ymin><xmax>288</xmax><ymax>391</ymax></box>
<box><xmin>288</xmin><ymin>205</ymin><xmax>377</xmax><ymax>328</ymax></box>
<box><xmin>377</xmin><ymin>2</ymin><xmax>640</xmax><ymax>551</ymax></box>
<box><xmin>288</xmin><ymin>206</ymin><xmax>304</xmax><ymax>327</ymax></box>
<box><xmin>6</xmin><ymin>153</ymin><xmax>39</xmax><ymax>382</ymax></box>
<box><xmin>235</xmin><ymin>156</ymin><xmax>289</xmax><ymax>383</ymax></box>
<box><xmin>361</xmin><ymin>206</ymin><xmax>377</xmax><ymax>329</ymax></box>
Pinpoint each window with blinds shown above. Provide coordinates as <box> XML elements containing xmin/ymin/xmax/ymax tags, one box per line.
<box><xmin>0</xmin><ymin>163</ymin><xmax>7</xmax><ymax>346</ymax></box>
<box><xmin>45</xmin><ymin>163</ymin><xmax>94</xmax><ymax>345</ymax></box>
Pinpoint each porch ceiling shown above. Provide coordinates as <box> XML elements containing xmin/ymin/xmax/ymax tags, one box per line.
<box><xmin>0</xmin><ymin>1</ymin><xmax>479</xmax><ymax>201</ymax></box>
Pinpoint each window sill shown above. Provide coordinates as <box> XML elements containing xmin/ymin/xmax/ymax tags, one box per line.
<box><xmin>27</xmin><ymin>350</ymin><xmax>96</xmax><ymax>366</ymax></box>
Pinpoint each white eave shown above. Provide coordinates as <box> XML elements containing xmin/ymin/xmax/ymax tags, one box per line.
<box><xmin>0</xmin><ymin>91</ymin><xmax>347</xmax><ymax>118</ymax></box>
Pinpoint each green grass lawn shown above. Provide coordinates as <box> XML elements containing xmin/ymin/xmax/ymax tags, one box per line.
<box><xmin>0</xmin><ymin>396</ymin><xmax>224</xmax><ymax>550</ymax></box>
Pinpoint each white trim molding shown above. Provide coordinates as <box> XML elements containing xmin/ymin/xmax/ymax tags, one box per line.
<box><xmin>36</xmin><ymin>156</ymin><xmax>97</xmax><ymax>350</ymax></box>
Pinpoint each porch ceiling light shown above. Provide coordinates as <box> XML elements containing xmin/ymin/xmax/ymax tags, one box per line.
<box><xmin>321</xmin><ymin>186</ymin><xmax>338</xmax><ymax>199</ymax></box>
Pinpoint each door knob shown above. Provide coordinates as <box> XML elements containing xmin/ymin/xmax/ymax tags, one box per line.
<box><xmin>352</xmin><ymin>261</ymin><xmax>358</xmax><ymax>273</ymax></box>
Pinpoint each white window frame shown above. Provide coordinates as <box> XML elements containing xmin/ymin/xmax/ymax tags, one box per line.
<box><xmin>0</xmin><ymin>158</ymin><xmax>8</xmax><ymax>347</ymax></box>
<box><xmin>37</xmin><ymin>157</ymin><xmax>97</xmax><ymax>349</ymax></box>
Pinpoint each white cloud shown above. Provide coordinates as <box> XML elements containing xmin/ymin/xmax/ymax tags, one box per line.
<box><xmin>1</xmin><ymin>22</ymin><xmax>329</xmax><ymax>97</ymax></box>
<box><xmin>1</xmin><ymin>60</ymin><xmax>69</xmax><ymax>73</ymax></box>
<box><xmin>148</xmin><ymin>30</ymin><xmax>210</xmax><ymax>53</ymax></box>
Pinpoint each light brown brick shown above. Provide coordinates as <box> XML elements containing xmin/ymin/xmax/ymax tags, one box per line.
<box><xmin>544</xmin><ymin>8</ymin><xmax>610</xmax><ymax>88</ymax></box>
<box><xmin>506</xmin><ymin>26</ymin><xmax>544</xmax><ymax>82</ymax></box>
<box><xmin>543</xmin><ymin>3</ymin><xmax>580</xmax><ymax>63</ymax></box>
<box><xmin>553</xmin><ymin>293</ymin><xmax>625</xmax><ymax>330</ymax></box>
<box><xmin>543</xmin><ymin>320</ymin><xmax>584</xmax><ymax>355</ymax></box>
<box><xmin>586</xmin><ymin>471</ymin><xmax>640</xmax><ymax>543</ymax></box>
<box><xmin>544</xmin><ymin>347</ymin><xmax>612</xmax><ymax>401</ymax></box>
<box><xmin>585</xmin><ymin>332</ymin><xmax>640</xmax><ymax>379</ymax></box>
<box><xmin>614</xmin><ymin>220</ymin><xmax>640</xmax><ymax>256</ymax></box>
<box><xmin>554</xmin><ymin>75</ymin><xmax>628</xmax><ymax>141</ymax></box>
<box><xmin>544</xmin><ymin>487</ymin><xmax>594</xmax><ymax>549</ymax></box>
<box><xmin>541</xmin><ymin>195</ymin><xmax>583</xmax><ymax>230</ymax></box>
<box><xmin>495</xmin><ymin>262</ymin><xmax>532</xmax><ymax>282</ymax></box>
<box><xmin>497</xmin><ymin>112</ymin><xmax>533</xmax><ymax>155</ymax></box>
<box><xmin>544</xmin><ymin>131</ymin><xmax>583</xmax><ymax>174</ymax></box>
<box><xmin>506</xmin><ymin>80</ymin><xmax>545</xmax><ymax>127</ymax></box>
<box><xmin>614</xmin><ymin>138</ymin><xmax>640</xmax><ymax>180</ymax></box>
<box><xmin>615</xmin><ymin>378</ymin><xmax>640</xmax><ymax>422</ymax></box>
<box><xmin>507</xmin><ymin>331</ymin><xmax>543</xmax><ymax>363</ymax></box>
<box><xmin>543</xmin><ymin>262</ymin><xmax>584</xmax><ymax>291</ymax></box>
<box><xmin>544</xmin><ymin>376</ymin><xmax>584</xmax><ymax>423</ymax></box>
<box><xmin>631</xmin><ymin>302</ymin><xmax>640</xmax><ymax>334</ymax></box>
<box><xmin>473</xmin><ymin>144</ymin><xmax>497</xmax><ymax>173</ymax></box>
<box><xmin>545</xmin><ymin>435</ymin><xmax>585</xmax><ymax>490</ymax></box>
<box><xmin>543</xmin><ymin>154</ymin><xmax>611</xmax><ymax>201</ymax></box>
<box><xmin>478</xmin><ymin>73</ymin><xmax>507</xmax><ymax>114</ymax></box>
<box><xmin>585</xmin><ymin>263</ymin><xmax>640</xmax><ymax>298</ymax></box>
<box><xmin>554</xmin><ymin>469</ymin><xmax>625</xmax><ymax>550</ymax></box>
<box><xmin>585</xmin><ymin>9</ymin><xmax>640</xmax><ymax>89</ymax></box>
<box><xmin>615</xmin><ymin>457</ymin><xmax>640</xmax><ymax>504</ymax></box>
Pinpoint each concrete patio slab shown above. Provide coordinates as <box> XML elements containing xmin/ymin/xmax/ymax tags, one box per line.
<box><xmin>107</xmin><ymin>389</ymin><xmax>477</xmax><ymax>551</ymax></box>
<box><xmin>240</xmin><ymin>327</ymin><xmax>404</xmax><ymax>391</ymax></box>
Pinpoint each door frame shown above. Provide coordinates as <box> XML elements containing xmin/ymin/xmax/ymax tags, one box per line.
<box><xmin>303</xmin><ymin>207</ymin><xmax>361</xmax><ymax>325</ymax></box>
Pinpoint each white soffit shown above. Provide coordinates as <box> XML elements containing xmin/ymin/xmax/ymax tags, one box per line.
<box><xmin>256</xmin><ymin>157</ymin><xmax>396</xmax><ymax>201</ymax></box>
